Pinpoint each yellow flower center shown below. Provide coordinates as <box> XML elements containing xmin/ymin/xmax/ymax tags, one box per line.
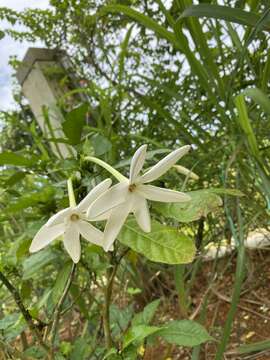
<box><xmin>70</xmin><ymin>213</ymin><xmax>79</xmax><ymax>221</ymax></box>
<box><xmin>128</xmin><ymin>184</ymin><xmax>136</xmax><ymax>192</ymax></box>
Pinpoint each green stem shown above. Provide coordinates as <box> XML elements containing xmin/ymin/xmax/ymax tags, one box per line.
<box><xmin>84</xmin><ymin>156</ymin><xmax>127</xmax><ymax>182</ymax></box>
<box><xmin>214</xmin><ymin>200</ymin><xmax>246</xmax><ymax>359</ymax></box>
<box><xmin>67</xmin><ymin>178</ymin><xmax>76</xmax><ymax>207</ymax></box>
<box><xmin>174</xmin><ymin>265</ymin><xmax>188</xmax><ymax>318</ymax></box>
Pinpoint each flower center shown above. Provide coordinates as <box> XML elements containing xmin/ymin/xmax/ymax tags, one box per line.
<box><xmin>128</xmin><ymin>183</ymin><xmax>137</xmax><ymax>192</ymax></box>
<box><xmin>70</xmin><ymin>213</ymin><xmax>79</xmax><ymax>222</ymax></box>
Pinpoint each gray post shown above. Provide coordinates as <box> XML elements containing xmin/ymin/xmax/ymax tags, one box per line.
<box><xmin>16</xmin><ymin>48</ymin><xmax>82</xmax><ymax>158</ymax></box>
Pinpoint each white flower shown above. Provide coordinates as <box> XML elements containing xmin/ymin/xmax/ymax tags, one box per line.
<box><xmin>87</xmin><ymin>145</ymin><xmax>191</xmax><ymax>252</ymax></box>
<box><xmin>29</xmin><ymin>179</ymin><xmax>112</xmax><ymax>263</ymax></box>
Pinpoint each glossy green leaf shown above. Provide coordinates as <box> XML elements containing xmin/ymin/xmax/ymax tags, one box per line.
<box><xmin>154</xmin><ymin>190</ymin><xmax>223</xmax><ymax>223</ymax></box>
<box><xmin>158</xmin><ymin>320</ymin><xmax>212</xmax><ymax>347</ymax></box>
<box><xmin>118</xmin><ymin>219</ymin><xmax>195</xmax><ymax>264</ymax></box>
<box><xmin>62</xmin><ymin>103</ymin><xmax>88</xmax><ymax>145</ymax></box>
<box><xmin>122</xmin><ymin>325</ymin><xmax>160</xmax><ymax>349</ymax></box>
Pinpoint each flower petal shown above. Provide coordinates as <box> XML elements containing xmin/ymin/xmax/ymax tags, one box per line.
<box><xmin>102</xmin><ymin>202</ymin><xmax>132</xmax><ymax>252</ymax></box>
<box><xmin>76</xmin><ymin>178</ymin><xmax>112</xmax><ymax>212</ymax></box>
<box><xmin>46</xmin><ymin>208</ymin><xmax>71</xmax><ymax>227</ymax></box>
<box><xmin>77</xmin><ymin>220</ymin><xmax>104</xmax><ymax>247</ymax></box>
<box><xmin>129</xmin><ymin>144</ymin><xmax>147</xmax><ymax>183</ymax></box>
<box><xmin>133</xmin><ymin>196</ymin><xmax>151</xmax><ymax>232</ymax></box>
<box><xmin>63</xmin><ymin>225</ymin><xmax>81</xmax><ymax>263</ymax></box>
<box><xmin>29</xmin><ymin>223</ymin><xmax>65</xmax><ymax>252</ymax></box>
<box><xmin>87</xmin><ymin>182</ymin><xmax>129</xmax><ymax>219</ymax></box>
<box><xmin>139</xmin><ymin>145</ymin><xmax>191</xmax><ymax>183</ymax></box>
<box><xmin>137</xmin><ymin>184</ymin><xmax>191</xmax><ymax>202</ymax></box>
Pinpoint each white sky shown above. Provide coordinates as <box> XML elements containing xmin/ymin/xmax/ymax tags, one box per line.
<box><xmin>0</xmin><ymin>0</ymin><xmax>49</xmax><ymax>110</ymax></box>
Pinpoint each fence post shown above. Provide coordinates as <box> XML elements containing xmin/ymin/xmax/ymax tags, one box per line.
<box><xmin>16</xmin><ymin>47</ymin><xmax>84</xmax><ymax>158</ymax></box>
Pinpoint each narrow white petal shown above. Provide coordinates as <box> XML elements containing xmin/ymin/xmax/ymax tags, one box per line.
<box><xmin>103</xmin><ymin>202</ymin><xmax>132</xmax><ymax>252</ymax></box>
<box><xmin>87</xmin><ymin>182</ymin><xmax>129</xmax><ymax>219</ymax></box>
<box><xmin>137</xmin><ymin>184</ymin><xmax>191</xmax><ymax>202</ymax></box>
<box><xmin>29</xmin><ymin>223</ymin><xmax>64</xmax><ymax>252</ymax></box>
<box><xmin>77</xmin><ymin>220</ymin><xmax>104</xmax><ymax>247</ymax></box>
<box><xmin>133</xmin><ymin>196</ymin><xmax>151</xmax><ymax>232</ymax></box>
<box><xmin>76</xmin><ymin>178</ymin><xmax>112</xmax><ymax>212</ymax></box>
<box><xmin>63</xmin><ymin>225</ymin><xmax>81</xmax><ymax>263</ymax></box>
<box><xmin>46</xmin><ymin>208</ymin><xmax>71</xmax><ymax>227</ymax></box>
<box><xmin>139</xmin><ymin>145</ymin><xmax>191</xmax><ymax>183</ymax></box>
<box><xmin>129</xmin><ymin>144</ymin><xmax>147</xmax><ymax>183</ymax></box>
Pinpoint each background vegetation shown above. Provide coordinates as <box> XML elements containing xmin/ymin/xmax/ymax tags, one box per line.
<box><xmin>0</xmin><ymin>0</ymin><xmax>269</xmax><ymax>359</ymax></box>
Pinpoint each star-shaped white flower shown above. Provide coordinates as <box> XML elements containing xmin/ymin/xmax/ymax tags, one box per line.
<box><xmin>87</xmin><ymin>145</ymin><xmax>191</xmax><ymax>252</ymax></box>
<box><xmin>29</xmin><ymin>179</ymin><xmax>112</xmax><ymax>263</ymax></box>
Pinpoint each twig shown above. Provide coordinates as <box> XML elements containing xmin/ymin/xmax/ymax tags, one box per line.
<box><xmin>103</xmin><ymin>249</ymin><xmax>129</xmax><ymax>349</ymax></box>
<box><xmin>211</xmin><ymin>287</ymin><xmax>270</xmax><ymax>321</ymax></box>
<box><xmin>0</xmin><ymin>270</ymin><xmax>48</xmax><ymax>352</ymax></box>
<box><xmin>49</xmin><ymin>263</ymin><xmax>76</xmax><ymax>354</ymax></box>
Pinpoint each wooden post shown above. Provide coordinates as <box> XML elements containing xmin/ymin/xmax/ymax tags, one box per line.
<box><xmin>16</xmin><ymin>48</ymin><xmax>83</xmax><ymax>158</ymax></box>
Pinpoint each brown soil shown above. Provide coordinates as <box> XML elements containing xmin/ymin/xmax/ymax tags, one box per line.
<box><xmin>143</xmin><ymin>249</ymin><xmax>270</xmax><ymax>360</ymax></box>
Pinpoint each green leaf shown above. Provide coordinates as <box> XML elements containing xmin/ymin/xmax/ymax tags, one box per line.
<box><xmin>158</xmin><ymin>320</ymin><xmax>212</xmax><ymax>347</ymax></box>
<box><xmin>242</xmin><ymin>87</ymin><xmax>270</xmax><ymax>116</ymax></box>
<box><xmin>0</xmin><ymin>313</ymin><xmax>20</xmax><ymax>330</ymax></box>
<box><xmin>110</xmin><ymin>304</ymin><xmax>134</xmax><ymax>337</ymax></box>
<box><xmin>70</xmin><ymin>338</ymin><xmax>91</xmax><ymax>360</ymax></box>
<box><xmin>23</xmin><ymin>248</ymin><xmax>59</xmax><ymax>279</ymax></box>
<box><xmin>177</xmin><ymin>4</ymin><xmax>267</xmax><ymax>29</ymax></box>
<box><xmin>122</xmin><ymin>325</ymin><xmax>160</xmax><ymax>350</ymax></box>
<box><xmin>0</xmin><ymin>30</ymin><xmax>5</xmax><ymax>40</ymax></box>
<box><xmin>4</xmin><ymin>171</ymin><xmax>27</xmax><ymax>187</ymax></box>
<box><xmin>237</xmin><ymin>339</ymin><xmax>270</xmax><ymax>354</ymax></box>
<box><xmin>235</xmin><ymin>94</ymin><xmax>261</xmax><ymax>160</ymax></box>
<box><xmin>0</xmin><ymin>152</ymin><xmax>34</xmax><ymax>167</ymax></box>
<box><xmin>100</xmin><ymin>5</ymin><xmax>178</xmax><ymax>47</ymax></box>
<box><xmin>23</xmin><ymin>346</ymin><xmax>47</xmax><ymax>359</ymax></box>
<box><xmin>154</xmin><ymin>190</ymin><xmax>223</xmax><ymax>223</ymax></box>
<box><xmin>118</xmin><ymin>219</ymin><xmax>195</xmax><ymax>264</ymax></box>
<box><xmin>62</xmin><ymin>103</ymin><xmax>88</xmax><ymax>145</ymax></box>
<box><xmin>51</xmin><ymin>262</ymin><xmax>73</xmax><ymax>305</ymax></box>
<box><xmin>5</xmin><ymin>186</ymin><xmax>55</xmax><ymax>213</ymax></box>
<box><xmin>91</xmin><ymin>133</ymin><xmax>112</xmax><ymax>156</ymax></box>
<box><xmin>132</xmin><ymin>299</ymin><xmax>160</xmax><ymax>327</ymax></box>
<box><xmin>208</xmin><ymin>188</ymin><xmax>244</xmax><ymax>197</ymax></box>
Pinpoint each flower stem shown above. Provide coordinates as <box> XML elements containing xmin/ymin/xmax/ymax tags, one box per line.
<box><xmin>84</xmin><ymin>156</ymin><xmax>127</xmax><ymax>182</ymax></box>
<box><xmin>67</xmin><ymin>178</ymin><xmax>76</xmax><ymax>206</ymax></box>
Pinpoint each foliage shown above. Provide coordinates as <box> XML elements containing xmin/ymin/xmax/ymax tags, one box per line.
<box><xmin>0</xmin><ymin>0</ymin><xmax>269</xmax><ymax>359</ymax></box>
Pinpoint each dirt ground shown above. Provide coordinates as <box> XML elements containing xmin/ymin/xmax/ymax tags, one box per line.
<box><xmin>143</xmin><ymin>249</ymin><xmax>270</xmax><ymax>360</ymax></box>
